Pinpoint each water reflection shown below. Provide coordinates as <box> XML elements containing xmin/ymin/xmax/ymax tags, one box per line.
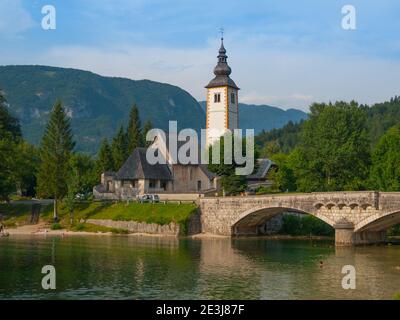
<box><xmin>0</xmin><ymin>235</ymin><xmax>399</xmax><ymax>299</ymax></box>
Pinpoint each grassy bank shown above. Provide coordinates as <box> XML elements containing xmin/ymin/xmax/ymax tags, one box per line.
<box><xmin>0</xmin><ymin>203</ymin><xmax>53</xmax><ymax>228</ymax></box>
<box><xmin>0</xmin><ymin>201</ymin><xmax>198</xmax><ymax>234</ymax></box>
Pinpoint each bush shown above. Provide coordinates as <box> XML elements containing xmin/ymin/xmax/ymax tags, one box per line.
<box><xmin>255</xmin><ymin>186</ymin><xmax>271</xmax><ymax>195</ymax></box>
<box><xmin>279</xmin><ymin>214</ymin><xmax>334</xmax><ymax>236</ymax></box>
<box><xmin>50</xmin><ymin>223</ymin><xmax>63</xmax><ymax>230</ymax></box>
<box><xmin>74</xmin><ymin>223</ymin><xmax>85</xmax><ymax>231</ymax></box>
<box><xmin>387</xmin><ymin>225</ymin><xmax>400</xmax><ymax>236</ymax></box>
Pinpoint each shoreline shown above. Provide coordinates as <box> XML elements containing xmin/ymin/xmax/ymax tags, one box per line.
<box><xmin>3</xmin><ymin>224</ymin><xmax>333</xmax><ymax>241</ymax></box>
<box><xmin>3</xmin><ymin>227</ymin><xmax>400</xmax><ymax>245</ymax></box>
<box><xmin>3</xmin><ymin>223</ymin><xmax>178</xmax><ymax>238</ymax></box>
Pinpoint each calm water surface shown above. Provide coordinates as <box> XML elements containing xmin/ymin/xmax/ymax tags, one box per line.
<box><xmin>0</xmin><ymin>235</ymin><xmax>399</xmax><ymax>299</ymax></box>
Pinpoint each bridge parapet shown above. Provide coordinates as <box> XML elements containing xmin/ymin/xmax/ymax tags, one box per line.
<box><xmin>199</xmin><ymin>191</ymin><xmax>400</xmax><ymax>245</ymax></box>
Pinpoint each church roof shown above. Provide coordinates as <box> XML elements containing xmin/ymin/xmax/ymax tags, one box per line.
<box><xmin>205</xmin><ymin>38</ymin><xmax>239</xmax><ymax>90</ymax></box>
<box><xmin>151</xmin><ymin>133</ymin><xmax>216</xmax><ymax>180</ymax></box>
<box><xmin>115</xmin><ymin>147</ymin><xmax>172</xmax><ymax>181</ymax></box>
<box><xmin>206</xmin><ymin>76</ymin><xmax>239</xmax><ymax>90</ymax></box>
<box><xmin>247</xmin><ymin>159</ymin><xmax>276</xmax><ymax>180</ymax></box>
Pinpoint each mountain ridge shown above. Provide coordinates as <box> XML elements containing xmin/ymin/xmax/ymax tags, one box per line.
<box><xmin>0</xmin><ymin>65</ymin><xmax>307</xmax><ymax>154</ymax></box>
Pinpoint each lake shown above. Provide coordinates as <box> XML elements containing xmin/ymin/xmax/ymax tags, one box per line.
<box><xmin>0</xmin><ymin>235</ymin><xmax>399</xmax><ymax>299</ymax></box>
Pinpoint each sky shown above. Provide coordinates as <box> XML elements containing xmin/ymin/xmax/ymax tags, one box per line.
<box><xmin>1</xmin><ymin>0</ymin><xmax>400</xmax><ymax>111</ymax></box>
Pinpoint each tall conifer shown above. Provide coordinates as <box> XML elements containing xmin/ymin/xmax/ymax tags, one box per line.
<box><xmin>142</xmin><ymin>120</ymin><xmax>153</xmax><ymax>147</ymax></box>
<box><xmin>126</xmin><ymin>104</ymin><xmax>141</xmax><ymax>154</ymax></box>
<box><xmin>97</xmin><ymin>138</ymin><xmax>114</xmax><ymax>172</ymax></box>
<box><xmin>112</xmin><ymin>125</ymin><xmax>128</xmax><ymax>169</ymax></box>
<box><xmin>37</xmin><ymin>100</ymin><xmax>75</xmax><ymax>221</ymax></box>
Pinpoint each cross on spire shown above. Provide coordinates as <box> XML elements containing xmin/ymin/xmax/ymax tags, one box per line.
<box><xmin>219</xmin><ymin>27</ymin><xmax>224</xmax><ymax>40</ymax></box>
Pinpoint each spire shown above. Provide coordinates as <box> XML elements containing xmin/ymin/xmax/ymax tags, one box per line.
<box><xmin>205</xmin><ymin>34</ymin><xmax>239</xmax><ymax>90</ymax></box>
<box><xmin>218</xmin><ymin>37</ymin><xmax>227</xmax><ymax>61</ymax></box>
<box><xmin>214</xmin><ymin>37</ymin><xmax>231</xmax><ymax>76</ymax></box>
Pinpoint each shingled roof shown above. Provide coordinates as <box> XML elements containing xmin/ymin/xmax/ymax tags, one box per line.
<box><xmin>115</xmin><ymin>148</ymin><xmax>172</xmax><ymax>180</ymax></box>
<box><xmin>205</xmin><ymin>38</ymin><xmax>239</xmax><ymax>90</ymax></box>
<box><xmin>247</xmin><ymin>159</ymin><xmax>275</xmax><ymax>180</ymax></box>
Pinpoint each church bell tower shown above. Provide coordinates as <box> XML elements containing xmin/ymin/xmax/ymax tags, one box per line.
<box><xmin>205</xmin><ymin>37</ymin><xmax>239</xmax><ymax>147</ymax></box>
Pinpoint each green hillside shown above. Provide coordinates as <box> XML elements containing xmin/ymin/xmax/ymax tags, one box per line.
<box><xmin>0</xmin><ymin>65</ymin><xmax>307</xmax><ymax>154</ymax></box>
<box><xmin>0</xmin><ymin>65</ymin><xmax>204</xmax><ymax>154</ymax></box>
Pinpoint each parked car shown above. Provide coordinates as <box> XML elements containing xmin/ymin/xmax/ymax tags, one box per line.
<box><xmin>138</xmin><ymin>194</ymin><xmax>160</xmax><ymax>203</ymax></box>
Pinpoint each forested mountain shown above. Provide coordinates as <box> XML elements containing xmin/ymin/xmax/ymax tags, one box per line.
<box><xmin>0</xmin><ymin>65</ymin><xmax>307</xmax><ymax>154</ymax></box>
<box><xmin>0</xmin><ymin>65</ymin><xmax>204</xmax><ymax>154</ymax></box>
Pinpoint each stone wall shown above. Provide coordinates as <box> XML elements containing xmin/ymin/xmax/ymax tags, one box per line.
<box><xmin>86</xmin><ymin>211</ymin><xmax>202</xmax><ymax>236</ymax></box>
<box><xmin>86</xmin><ymin>219</ymin><xmax>180</xmax><ymax>235</ymax></box>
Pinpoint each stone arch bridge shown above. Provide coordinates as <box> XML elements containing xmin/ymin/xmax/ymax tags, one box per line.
<box><xmin>199</xmin><ymin>192</ymin><xmax>400</xmax><ymax>246</ymax></box>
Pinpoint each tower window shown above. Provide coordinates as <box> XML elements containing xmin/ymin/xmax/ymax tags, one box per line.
<box><xmin>214</xmin><ymin>93</ymin><xmax>221</xmax><ymax>103</ymax></box>
<box><xmin>231</xmin><ymin>92</ymin><xmax>235</xmax><ymax>104</ymax></box>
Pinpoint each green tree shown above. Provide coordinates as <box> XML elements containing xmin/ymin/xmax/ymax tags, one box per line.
<box><xmin>12</xmin><ymin>142</ymin><xmax>39</xmax><ymax>197</ymax></box>
<box><xmin>70</xmin><ymin>153</ymin><xmax>98</xmax><ymax>194</ymax></box>
<box><xmin>269</xmin><ymin>153</ymin><xmax>297</xmax><ymax>192</ymax></box>
<box><xmin>126</xmin><ymin>104</ymin><xmax>142</xmax><ymax>154</ymax></box>
<box><xmin>294</xmin><ymin>101</ymin><xmax>370</xmax><ymax>192</ymax></box>
<box><xmin>370</xmin><ymin>125</ymin><xmax>400</xmax><ymax>191</ymax></box>
<box><xmin>0</xmin><ymin>139</ymin><xmax>16</xmax><ymax>201</ymax></box>
<box><xmin>96</xmin><ymin>138</ymin><xmax>114</xmax><ymax>173</ymax></box>
<box><xmin>37</xmin><ymin>101</ymin><xmax>75</xmax><ymax>222</ymax></box>
<box><xmin>260</xmin><ymin>140</ymin><xmax>281</xmax><ymax>158</ymax></box>
<box><xmin>142</xmin><ymin>120</ymin><xmax>153</xmax><ymax>147</ymax></box>
<box><xmin>64</xmin><ymin>165</ymin><xmax>79</xmax><ymax>225</ymax></box>
<box><xmin>0</xmin><ymin>91</ymin><xmax>21</xmax><ymax>141</ymax></box>
<box><xmin>111</xmin><ymin>125</ymin><xmax>128</xmax><ymax>170</ymax></box>
<box><xmin>0</xmin><ymin>91</ymin><xmax>25</xmax><ymax>201</ymax></box>
<box><xmin>207</xmin><ymin>135</ymin><xmax>253</xmax><ymax>195</ymax></box>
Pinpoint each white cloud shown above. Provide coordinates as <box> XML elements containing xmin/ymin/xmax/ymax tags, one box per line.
<box><xmin>12</xmin><ymin>37</ymin><xmax>400</xmax><ymax>112</ymax></box>
<box><xmin>0</xmin><ymin>0</ymin><xmax>35</xmax><ymax>36</ymax></box>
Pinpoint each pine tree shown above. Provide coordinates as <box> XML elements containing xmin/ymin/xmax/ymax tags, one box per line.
<box><xmin>112</xmin><ymin>125</ymin><xmax>128</xmax><ymax>170</ymax></box>
<box><xmin>126</xmin><ymin>104</ymin><xmax>141</xmax><ymax>153</ymax></box>
<box><xmin>142</xmin><ymin>120</ymin><xmax>153</xmax><ymax>147</ymax></box>
<box><xmin>37</xmin><ymin>100</ymin><xmax>75</xmax><ymax>222</ymax></box>
<box><xmin>97</xmin><ymin>138</ymin><xmax>114</xmax><ymax>172</ymax></box>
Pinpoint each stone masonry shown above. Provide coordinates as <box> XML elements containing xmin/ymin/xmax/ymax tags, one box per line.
<box><xmin>199</xmin><ymin>191</ymin><xmax>400</xmax><ymax>246</ymax></box>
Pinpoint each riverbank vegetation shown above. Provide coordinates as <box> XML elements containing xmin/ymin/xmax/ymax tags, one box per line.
<box><xmin>279</xmin><ymin>215</ymin><xmax>334</xmax><ymax>237</ymax></box>
<box><xmin>257</xmin><ymin>98</ymin><xmax>400</xmax><ymax>193</ymax></box>
<box><xmin>0</xmin><ymin>201</ymin><xmax>197</xmax><ymax>232</ymax></box>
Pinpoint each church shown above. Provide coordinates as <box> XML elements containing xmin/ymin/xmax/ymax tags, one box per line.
<box><xmin>93</xmin><ymin>37</ymin><xmax>275</xmax><ymax>200</ymax></box>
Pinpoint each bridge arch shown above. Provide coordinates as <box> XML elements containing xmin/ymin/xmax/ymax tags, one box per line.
<box><xmin>355</xmin><ymin>210</ymin><xmax>400</xmax><ymax>232</ymax></box>
<box><xmin>231</xmin><ymin>206</ymin><xmax>336</xmax><ymax>236</ymax></box>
